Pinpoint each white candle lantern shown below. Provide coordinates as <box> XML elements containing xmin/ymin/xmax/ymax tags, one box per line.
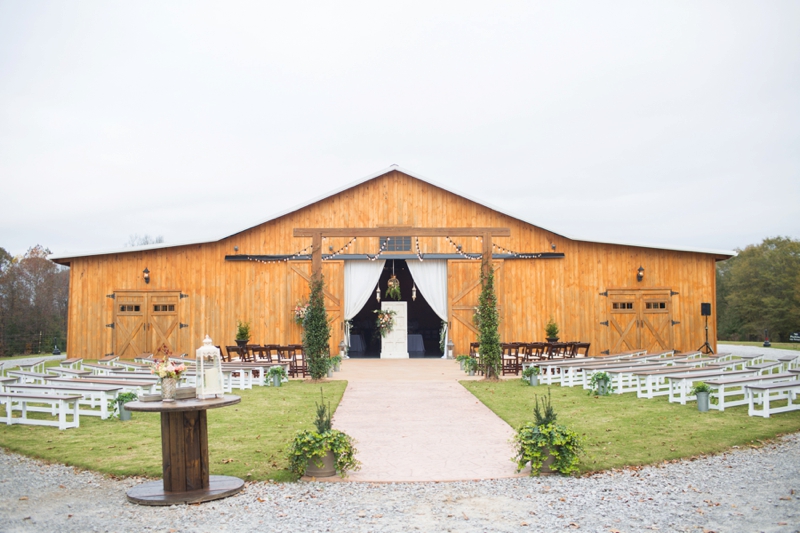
<box><xmin>196</xmin><ymin>335</ymin><xmax>224</xmax><ymax>399</ymax></box>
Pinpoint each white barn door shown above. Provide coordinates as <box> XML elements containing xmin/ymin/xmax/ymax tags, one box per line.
<box><xmin>380</xmin><ymin>301</ymin><xmax>408</xmax><ymax>359</ymax></box>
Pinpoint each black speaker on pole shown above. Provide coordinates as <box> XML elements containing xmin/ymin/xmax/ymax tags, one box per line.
<box><xmin>698</xmin><ymin>303</ymin><xmax>714</xmax><ymax>353</ymax></box>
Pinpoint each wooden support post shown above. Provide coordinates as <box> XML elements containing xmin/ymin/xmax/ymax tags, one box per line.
<box><xmin>482</xmin><ymin>231</ymin><xmax>492</xmax><ymax>274</ymax></box>
<box><xmin>311</xmin><ymin>232</ymin><xmax>322</xmax><ymax>278</ymax></box>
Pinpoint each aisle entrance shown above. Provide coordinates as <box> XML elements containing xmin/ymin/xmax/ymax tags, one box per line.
<box><xmin>348</xmin><ymin>260</ymin><xmax>444</xmax><ymax>358</ymax></box>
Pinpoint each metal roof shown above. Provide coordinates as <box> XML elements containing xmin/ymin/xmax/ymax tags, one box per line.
<box><xmin>50</xmin><ymin>165</ymin><xmax>736</xmax><ymax>262</ymax></box>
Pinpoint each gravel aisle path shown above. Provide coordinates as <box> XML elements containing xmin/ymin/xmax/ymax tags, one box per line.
<box><xmin>2</xmin><ymin>434</ymin><xmax>799</xmax><ymax>533</ymax></box>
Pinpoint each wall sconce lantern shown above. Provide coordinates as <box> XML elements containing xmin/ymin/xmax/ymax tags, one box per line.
<box><xmin>636</xmin><ymin>266</ymin><xmax>644</xmax><ymax>282</ymax></box>
<box><xmin>375</xmin><ymin>285</ymin><xmax>381</xmax><ymax>302</ymax></box>
<box><xmin>143</xmin><ymin>267</ymin><xmax>150</xmax><ymax>284</ymax></box>
<box><xmin>412</xmin><ymin>283</ymin><xmax>417</xmax><ymax>301</ymax></box>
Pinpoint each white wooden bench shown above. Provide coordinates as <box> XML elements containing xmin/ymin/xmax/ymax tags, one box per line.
<box><xmin>47</xmin><ymin>367</ymin><xmax>93</xmax><ymax>378</ymax></box>
<box><xmin>746</xmin><ymin>381</ymin><xmax>800</xmax><ymax>418</ymax></box>
<box><xmin>14</xmin><ymin>359</ymin><xmax>47</xmax><ymax>373</ymax></box>
<box><xmin>5</xmin><ymin>383</ymin><xmax>123</xmax><ymax>420</ymax></box>
<box><xmin>529</xmin><ymin>350</ymin><xmax>648</xmax><ymax>385</ymax></box>
<box><xmin>82</xmin><ymin>362</ymin><xmax>125</xmax><ymax>375</ymax></box>
<box><xmin>706</xmin><ymin>373</ymin><xmax>798</xmax><ymax>411</ymax></box>
<box><xmin>59</xmin><ymin>357</ymin><xmax>83</xmax><ymax>369</ymax></box>
<box><xmin>115</xmin><ymin>360</ymin><xmax>153</xmax><ymax>371</ymax></box>
<box><xmin>745</xmin><ymin>360</ymin><xmax>785</xmax><ymax>374</ymax></box>
<box><xmin>46</xmin><ymin>376</ymin><xmax>158</xmax><ymax>396</ymax></box>
<box><xmin>133</xmin><ymin>353</ymin><xmax>154</xmax><ymax>363</ymax></box>
<box><xmin>0</xmin><ymin>392</ymin><xmax>82</xmax><ymax>430</ymax></box>
<box><xmin>665</xmin><ymin>368</ymin><xmax>756</xmax><ymax>404</ymax></box>
<box><xmin>5</xmin><ymin>370</ymin><xmax>54</xmax><ymax>384</ymax></box>
<box><xmin>0</xmin><ymin>376</ymin><xmax>17</xmax><ymax>391</ymax></box>
<box><xmin>97</xmin><ymin>355</ymin><xmax>120</xmax><ymax>365</ymax></box>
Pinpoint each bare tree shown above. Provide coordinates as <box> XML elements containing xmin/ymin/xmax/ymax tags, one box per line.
<box><xmin>0</xmin><ymin>245</ymin><xmax>69</xmax><ymax>356</ymax></box>
<box><xmin>125</xmin><ymin>234</ymin><xmax>165</xmax><ymax>247</ymax></box>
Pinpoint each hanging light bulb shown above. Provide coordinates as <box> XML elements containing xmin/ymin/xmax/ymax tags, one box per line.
<box><xmin>376</xmin><ymin>285</ymin><xmax>381</xmax><ymax>302</ymax></box>
<box><xmin>412</xmin><ymin>283</ymin><xmax>417</xmax><ymax>301</ymax></box>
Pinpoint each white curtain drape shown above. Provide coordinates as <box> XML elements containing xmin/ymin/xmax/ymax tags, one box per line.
<box><xmin>344</xmin><ymin>260</ymin><xmax>386</xmax><ymax>348</ymax></box>
<box><xmin>406</xmin><ymin>260</ymin><xmax>449</xmax><ymax>358</ymax></box>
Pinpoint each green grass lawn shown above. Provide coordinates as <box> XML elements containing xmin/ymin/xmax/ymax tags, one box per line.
<box><xmin>719</xmin><ymin>340</ymin><xmax>800</xmax><ymax>351</ymax></box>
<box><xmin>462</xmin><ymin>379</ymin><xmax>800</xmax><ymax>473</ymax></box>
<box><xmin>0</xmin><ymin>380</ymin><xmax>346</xmax><ymax>482</ymax></box>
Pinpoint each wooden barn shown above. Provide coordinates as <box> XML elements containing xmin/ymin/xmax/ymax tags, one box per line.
<box><xmin>51</xmin><ymin>166</ymin><xmax>734</xmax><ymax>360</ymax></box>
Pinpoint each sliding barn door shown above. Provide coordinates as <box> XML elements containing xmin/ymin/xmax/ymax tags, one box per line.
<box><xmin>113</xmin><ymin>291</ymin><xmax>182</xmax><ymax>358</ymax></box>
<box><xmin>447</xmin><ymin>260</ymin><xmax>504</xmax><ymax>356</ymax></box>
<box><xmin>607</xmin><ymin>289</ymin><xmax>673</xmax><ymax>354</ymax></box>
<box><xmin>287</xmin><ymin>261</ymin><xmax>343</xmax><ymax>349</ymax></box>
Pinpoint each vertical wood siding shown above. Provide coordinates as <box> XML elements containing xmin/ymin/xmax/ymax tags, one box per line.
<box><xmin>63</xmin><ymin>171</ymin><xmax>718</xmax><ymax>358</ymax></box>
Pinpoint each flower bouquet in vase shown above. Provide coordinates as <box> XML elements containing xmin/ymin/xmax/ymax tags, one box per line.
<box><xmin>151</xmin><ymin>359</ymin><xmax>187</xmax><ymax>402</ymax></box>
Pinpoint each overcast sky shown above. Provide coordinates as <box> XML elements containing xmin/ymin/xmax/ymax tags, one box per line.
<box><xmin>1</xmin><ymin>1</ymin><xmax>798</xmax><ymax>258</ymax></box>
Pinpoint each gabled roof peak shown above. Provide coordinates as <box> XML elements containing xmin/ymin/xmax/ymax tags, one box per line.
<box><xmin>50</xmin><ymin>165</ymin><xmax>736</xmax><ymax>262</ymax></box>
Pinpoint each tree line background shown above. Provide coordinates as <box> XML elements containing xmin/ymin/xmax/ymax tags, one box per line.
<box><xmin>0</xmin><ymin>245</ymin><xmax>69</xmax><ymax>356</ymax></box>
<box><xmin>717</xmin><ymin>236</ymin><xmax>800</xmax><ymax>342</ymax></box>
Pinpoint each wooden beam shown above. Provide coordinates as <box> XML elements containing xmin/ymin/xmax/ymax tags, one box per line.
<box><xmin>311</xmin><ymin>232</ymin><xmax>322</xmax><ymax>278</ymax></box>
<box><xmin>293</xmin><ymin>227</ymin><xmax>511</xmax><ymax>238</ymax></box>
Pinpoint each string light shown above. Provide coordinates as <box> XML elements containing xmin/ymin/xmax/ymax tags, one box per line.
<box><xmin>366</xmin><ymin>237</ymin><xmax>389</xmax><ymax>261</ymax></box>
<box><xmin>492</xmin><ymin>243</ymin><xmax>544</xmax><ymax>259</ymax></box>
<box><xmin>322</xmin><ymin>237</ymin><xmax>357</xmax><ymax>261</ymax></box>
<box><xmin>414</xmin><ymin>237</ymin><xmax>425</xmax><ymax>261</ymax></box>
<box><xmin>245</xmin><ymin>245</ymin><xmax>313</xmax><ymax>265</ymax></box>
<box><xmin>445</xmin><ymin>236</ymin><xmax>481</xmax><ymax>260</ymax></box>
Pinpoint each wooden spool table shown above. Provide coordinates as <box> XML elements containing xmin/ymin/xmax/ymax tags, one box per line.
<box><xmin>124</xmin><ymin>395</ymin><xmax>244</xmax><ymax>506</ymax></box>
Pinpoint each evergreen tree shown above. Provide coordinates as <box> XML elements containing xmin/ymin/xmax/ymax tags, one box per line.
<box><xmin>478</xmin><ymin>261</ymin><xmax>501</xmax><ymax>379</ymax></box>
<box><xmin>303</xmin><ymin>273</ymin><xmax>331</xmax><ymax>379</ymax></box>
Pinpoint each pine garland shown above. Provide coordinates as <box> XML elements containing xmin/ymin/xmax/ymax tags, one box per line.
<box><xmin>303</xmin><ymin>273</ymin><xmax>331</xmax><ymax>380</ymax></box>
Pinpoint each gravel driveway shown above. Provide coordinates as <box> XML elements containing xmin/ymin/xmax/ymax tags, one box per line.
<box><xmin>2</xmin><ymin>433</ymin><xmax>799</xmax><ymax>533</ymax></box>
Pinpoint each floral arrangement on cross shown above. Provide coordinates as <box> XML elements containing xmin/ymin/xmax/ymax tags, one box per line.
<box><xmin>294</xmin><ymin>301</ymin><xmax>310</xmax><ymax>325</ymax></box>
<box><xmin>373</xmin><ymin>309</ymin><xmax>397</xmax><ymax>337</ymax></box>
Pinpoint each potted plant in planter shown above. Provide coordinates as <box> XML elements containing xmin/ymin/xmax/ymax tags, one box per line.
<box><xmin>513</xmin><ymin>389</ymin><xmax>582</xmax><ymax>476</ymax></box>
<box><xmin>588</xmin><ymin>371</ymin><xmax>614</xmax><ymax>396</ymax></box>
<box><xmin>545</xmin><ymin>317</ymin><xmax>559</xmax><ymax>342</ymax></box>
<box><xmin>456</xmin><ymin>354</ymin><xmax>471</xmax><ymax>371</ymax></box>
<box><xmin>235</xmin><ymin>320</ymin><xmax>251</xmax><ymax>348</ymax></box>
<box><xmin>268</xmin><ymin>365</ymin><xmax>287</xmax><ymax>387</ymax></box>
<box><xmin>522</xmin><ymin>365</ymin><xmax>540</xmax><ymax>386</ymax></box>
<box><xmin>464</xmin><ymin>357</ymin><xmax>479</xmax><ymax>376</ymax></box>
<box><xmin>691</xmin><ymin>382</ymin><xmax>712</xmax><ymax>412</ymax></box>
<box><xmin>286</xmin><ymin>390</ymin><xmax>360</xmax><ymax>478</ymax></box>
<box><xmin>116</xmin><ymin>391</ymin><xmax>138</xmax><ymax>421</ymax></box>
<box><xmin>330</xmin><ymin>354</ymin><xmax>342</xmax><ymax>372</ymax></box>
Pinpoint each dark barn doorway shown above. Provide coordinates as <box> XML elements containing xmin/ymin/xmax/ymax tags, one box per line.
<box><xmin>348</xmin><ymin>260</ymin><xmax>444</xmax><ymax>358</ymax></box>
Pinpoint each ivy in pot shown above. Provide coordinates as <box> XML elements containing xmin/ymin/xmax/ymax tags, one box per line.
<box><xmin>115</xmin><ymin>391</ymin><xmax>138</xmax><ymax>420</ymax></box>
<box><xmin>456</xmin><ymin>354</ymin><xmax>471</xmax><ymax>371</ymax></box>
<box><xmin>286</xmin><ymin>390</ymin><xmax>361</xmax><ymax>478</ymax></box>
<box><xmin>588</xmin><ymin>371</ymin><xmax>614</xmax><ymax>396</ymax></box>
<box><xmin>329</xmin><ymin>354</ymin><xmax>343</xmax><ymax>371</ymax></box>
<box><xmin>513</xmin><ymin>389</ymin><xmax>582</xmax><ymax>476</ymax></box>
<box><xmin>463</xmin><ymin>357</ymin><xmax>479</xmax><ymax>376</ymax></box>
<box><xmin>268</xmin><ymin>365</ymin><xmax>288</xmax><ymax>386</ymax></box>
<box><xmin>522</xmin><ymin>365</ymin><xmax>540</xmax><ymax>385</ymax></box>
